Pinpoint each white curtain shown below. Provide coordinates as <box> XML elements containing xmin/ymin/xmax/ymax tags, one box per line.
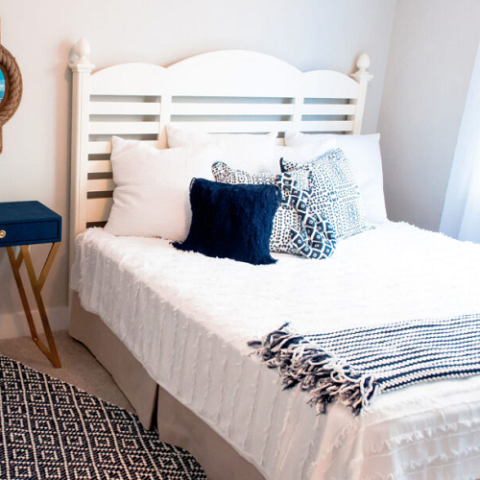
<box><xmin>440</xmin><ymin>41</ymin><xmax>480</xmax><ymax>243</ymax></box>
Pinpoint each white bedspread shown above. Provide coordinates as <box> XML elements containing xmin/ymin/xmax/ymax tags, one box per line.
<box><xmin>72</xmin><ymin>222</ymin><xmax>480</xmax><ymax>480</ymax></box>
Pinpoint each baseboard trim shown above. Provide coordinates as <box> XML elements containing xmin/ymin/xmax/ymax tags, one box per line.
<box><xmin>0</xmin><ymin>306</ymin><xmax>69</xmax><ymax>339</ymax></box>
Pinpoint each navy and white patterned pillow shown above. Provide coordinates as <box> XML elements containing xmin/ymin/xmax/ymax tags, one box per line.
<box><xmin>281</xmin><ymin>148</ymin><xmax>369</xmax><ymax>240</ymax></box>
<box><xmin>279</xmin><ymin>179</ymin><xmax>336</xmax><ymax>259</ymax></box>
<box><xmin>212</xmin><ymin>161</ymin><xmax>336</xmax><ymax>259</ymax></box>
<box><xmin>212</xmin><ymin>161</ymin><xmax>309</xmax><ymax>190</ymax></box>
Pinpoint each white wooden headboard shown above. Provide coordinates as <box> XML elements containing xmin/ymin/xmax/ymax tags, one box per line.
<box><xmin>69</xmin><ymin>38</ymin><xmax>372</xmax><ymax>263</ymax></box>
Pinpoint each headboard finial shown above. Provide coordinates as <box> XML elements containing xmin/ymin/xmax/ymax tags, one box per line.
<box><xmin>73</xmin><ymin>37</ymin><xmax>91</xmax><ymax>65</ymax></box>
<box><xmin>350</xmin><ymin>52</ymin><xmax>373</xmax><ymax>84</ymax></box>
<box><xmin>356</xmin><ymin>53</ymin><xmax>371</xmax><ymax>74</ymax></box>
<box><xmin>70</xmin><ymin>37</ymin><xmax>94</xmax><ymax>73</ymax></box>
<box><xmin>350</xmin><ymin>53</ymin><xmax>373</xmax><ymax>134</ymax></box>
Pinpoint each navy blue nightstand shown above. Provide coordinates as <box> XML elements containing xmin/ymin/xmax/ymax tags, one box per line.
<box><xmin>0</xmin><ymin>201</ymin><xmax>62</xmax><ymax>368</ymax></box>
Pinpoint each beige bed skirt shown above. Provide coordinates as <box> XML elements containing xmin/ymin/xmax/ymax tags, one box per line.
<box><xmin>70</xmin><ymin>292</ymin><xmax>265</xmax><ymax>480</ymax></box>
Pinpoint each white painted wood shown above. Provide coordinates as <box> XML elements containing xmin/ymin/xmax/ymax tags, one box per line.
<box><xmin>88</xmin><ymin>140</ymin><xmax>160</xmax><ymax>155</ymax></box>
<box><xmin>303</xmin><ymin>70</ymin><xmax>360</xmax><ymax>99</ymax></box>
<box><xmin>301</xmin><ymin>104</ymin><xmax>356</xmax><ymax>115</ymax></box>
<box><xmin>158</xmin><ymin>94</ymin><xmax>172</xmax><ymax>149</ymax></box>
<box><xmin>298</xmin><ymin>120</ymin><xmax>354</xmax><ymax>132</ymax></box>
<box><xmin>69</xmin><ymin>39</ymin><xmax>95</xmax><ymax>273</ymax></box>
<box><xmin>356</xmin><ymin>53</ymin><xmax>371</xmax><ymax>72</ymax></box>
<box><xmin>75</xmin><ymin>37</ymin><xmax>91</xmax><ymax>65</ymax></box>
<box><xmin>87</xmin><ymin>178</ymin><xmax>115</xmax><ymax>192</ymax></box>
<box><xmin>70</xmin><ymin>41</ymin><xmax>372</xmax><ymax>250</ymax></box>
<box><xmin>291</xmin><ymin>96</ymin><xmax>304</xmax><ymax>131</ymax></box>
<box><xmin>89</xmin><ymin>122</ymin><xmax>159</xmax><ymax>135</ymax></box>
<box><xmin>89</xmin><ymin>102</ymin><xmax>161</xmax><ymax>115</ymax></box>
<box><xmin>168</xmin><ymin>50</ymin><xmax>302</xmax><ymax>98</ymax></box>
<box><xmin>170</xmin><ymin>103</ymin><xmax>295</xmax><ymax>116</ymax></box>
<box><xmin>87</xmin><ymin>197</ymin><xmax>113</xmax><ymax>223</ymax></box>
<box><xmin>169</xmin><ymin>121</ymin><xmax>291</xmax><ymax>133</ymax></box>
<box><xmin>87</xmin><ymin>160</ymin><xmax>112</xmax><ymax>173</ymax></box>
<box><xmin>91</xmin><ymin>63</ymin><xmax>167</xmax><ymax>96</ymax></box>
<box><xmin>350</xmin><ymin>54</ymin><xmax>373</xmax><ymax>134</ymax></box>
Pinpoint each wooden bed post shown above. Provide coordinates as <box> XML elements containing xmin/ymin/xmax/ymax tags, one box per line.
<box><xmin>68</xmin><ymin>37</ymin><xmax>95</xmax><ymax>308</ymax></box>
<box><xmin>350</xmin><ymin>53</ymin><xmax>373</xmax><ymax>134</ymax></box>
<box><xmin>69</xmin><ymin>38</ymin><xmax>94</xmax><ymax>275</ymax></box>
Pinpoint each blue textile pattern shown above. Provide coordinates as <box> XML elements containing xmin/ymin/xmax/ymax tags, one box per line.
<box><xmin>212</xmin><ymin>161</ymin><xmax>308</xmax><ymax>255</ymax></box>
<box><xmin>249</xmin><ymin>314</ymin><xmax>480</xmax><ymax>415</ymax></box>
<box><xmin>0</xmin><ymin>354</ymin><xmax>206</xmax><ymax>479</ymax></box>
<box><xmin>211</xmin><ymin>161</ymin><xmax>310</xmax><ymax>190</ymax></box>
<box><xmin>173</xmin><ymin>178</ymin><xmax>281</xmax><ymax>265</ymax></box>
<box><xmin>281</xmin><ymin>148</ymin><xmax>369</xmax><ymax>240</ymax></box>
<box><xmin>274</xmin><ymin>174</ymin><xmax>336</xmax><ymax>260</ymax></box>
<box><xmin>212</xmin><ymin>161</ymin><xmax>335</xmax><ymax>259</ymax></box>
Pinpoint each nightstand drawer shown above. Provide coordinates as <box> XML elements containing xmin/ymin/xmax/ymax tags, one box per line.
<box><xmin>0</xmin><ymin>201</ymin><xmax>62</xmax><ymax>248</ymax></box>
<box><xmin>0</xmin><ymin>220</ymin><xmax>61</xmax><ymax>247</ymax></box>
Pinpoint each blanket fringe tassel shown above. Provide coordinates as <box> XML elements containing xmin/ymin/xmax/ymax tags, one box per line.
<box><xmin>248</xmin><ymin>323</ymin><xmax>379</xmax><ymax>415</ymax></box>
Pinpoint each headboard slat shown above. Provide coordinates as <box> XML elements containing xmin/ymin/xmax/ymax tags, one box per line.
<box><xmin>89</xmin><ymin>122</ymin><xmax>159</xmax><ymax>135</ymax></box>
<box><xmin>170</xmin><ymin>103</ymin><xmax>295</xmax><ymax>116</ymax></box>
<box><xmin>87</xmin><ymin>197</ymin><xmax>113</xmax><ymax>223</ymax></box>
<box><xmin>89</xmin><ymin>102</ymin><xmax>161</xmax><ymax>115</ymax></box>
<box><xmin>302</xmin><ymin>104</ymin><xmax>356</xmax><ymax>115</ymax></box>
<box><xmin>87</xmin><ymin>179</ymin><xmax>115</xmax><ymax>192</ymax></box>
<box><xmin>87</xmin><ymin>160</ymin><xmax>113</xmax><ymax>174</ymax></box>
<box><xmin>88</xmin><ymin>140</ymin><xmax>160</xmax><ymax>155</ymax></box>
<box><xmin>299</xmin><ymin>121</ymin><xmax>353</xmax><ymax>132</ymax></box>
<box><xmin>166</xmin><ymin>121</ymin><xmax>292</xmax><ymax>133</ymax></box>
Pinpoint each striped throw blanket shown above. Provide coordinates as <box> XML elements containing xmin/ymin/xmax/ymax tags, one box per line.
<box><xmin>249</xmin><ymin>314</ymin><xmax>480</xmax><ymax>415</ymax></box>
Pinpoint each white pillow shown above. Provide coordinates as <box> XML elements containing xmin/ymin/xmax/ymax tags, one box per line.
<box><xmin>105</xmin><ymin>136</ymin><xmax>221</xmax><ymax>241</ymax></box>
<box><xmin>273</xmin><ymin>137</ymin><xmax>337</xmax><ymax>165</ymax></box>
<box><xmin>284</xmin><ymin>133</ymin><xmax>387</xmax><ymax>225</ymax></box>
<box><xmin>166</xmin><ymin>124</ymin><xmax>277</xmax><ymax>173</ymax></box>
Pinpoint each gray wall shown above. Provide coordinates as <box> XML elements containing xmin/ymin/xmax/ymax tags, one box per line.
<box><xmin>0</xmin><ymin>0</ymin><xmax>396</xmax><ymax>334</ymax></box>
<box><xmin>378</xmin><ymin>0</ymin><xmax>480</xmax><ymax>231</ymax></box>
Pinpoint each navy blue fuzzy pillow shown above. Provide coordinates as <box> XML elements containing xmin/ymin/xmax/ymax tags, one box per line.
<box><xmin>173</xmin><ymin>178</ymin><xmax>281</xmax><ymax>265</ymax></box>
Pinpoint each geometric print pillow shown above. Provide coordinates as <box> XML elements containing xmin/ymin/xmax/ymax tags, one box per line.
<box><xmin>212</xmin><ymin>161</ymin><xmax>303</xmax><ymax>254</ymax></box>
<box><xmin>212</xmin><ymin>161</ymin><xmax>309</xmax><ymax>190</ymax></box>
<box><xmin>212</xmin><ymin>161</ymin><xmax>336</xmax><ymax>259</ymax></box>
<box><xmin>281</xmin><ymin>148</ymin><xmax>369</xmax><ymax>240</ymax></box>
<box><xmin>278</xmin><ymin>177</ymin><xmax>336</xmax><ymax>260</ymax></box>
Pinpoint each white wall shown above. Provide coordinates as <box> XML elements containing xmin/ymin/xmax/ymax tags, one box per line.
<box><xmin>0</xmin><ymin>0</ymin><xmax>396</xmax><ymax>336</ymax></box>
<box><xmin>378</xmin><ymin>0</ymin><xmax>480</xmax><ymax>231</ymax></box>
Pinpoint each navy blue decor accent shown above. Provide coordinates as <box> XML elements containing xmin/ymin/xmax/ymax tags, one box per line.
<box><xmin>173</xmin><ymin>178</ymin><xmax>281</xmax><ymax>265</ymax></box>
<box><xmin>211</xmin><ymin>161</ymin><xmax>336</xmax><ymax>259</ymax></box>
<box><xmin>0</xmin><ymin>201</ymin><xmax>62</xmax><ymax>248</ymax></box>
<box><xmin>0</xmin><ymin>354</ymin><xmax>207</xmax><ymax>479</ymax></box>
<box><xmin>249</xmin><ymin>313</ymin><xmax>480</xmax><ymax>415</ymax></box>
<box><xmin>281</xmin><ymin>148</ymin><xmax>369</xmax><ymax>240</ymax></box>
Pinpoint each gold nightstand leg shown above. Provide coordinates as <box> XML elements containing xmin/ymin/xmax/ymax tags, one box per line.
<box><xmin>6</xmin><ymin>243</ymin><xmax>61</xmax><ymax>368</ymax></box>
<box><xmin>6</xmin><ymin>247</ymin><xmax>41</xmax><ymax>342</ymax></box>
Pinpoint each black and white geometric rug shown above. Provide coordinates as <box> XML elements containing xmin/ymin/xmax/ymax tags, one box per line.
<box><xmin>0</xmin><ymin>354</ymin><xmax>207</xmax><ymax>479</ymax></box>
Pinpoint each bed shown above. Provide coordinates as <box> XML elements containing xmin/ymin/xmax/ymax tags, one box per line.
<box><xmin>68</xmin><ymin>38</ymin><xmax>480</xmax><ymax>480</ymax></box>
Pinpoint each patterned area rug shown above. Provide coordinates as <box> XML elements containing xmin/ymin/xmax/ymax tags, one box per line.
<box><xmin>0</xmin><ymin>354</ymin><xmax>207</xmax><ymax>479</ymax></box>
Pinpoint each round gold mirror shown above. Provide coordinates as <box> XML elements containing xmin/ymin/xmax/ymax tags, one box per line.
<box><xmin>0</xmin><ymin>43</ymin><xmax>23</xmax><ymax>153</ymax></box>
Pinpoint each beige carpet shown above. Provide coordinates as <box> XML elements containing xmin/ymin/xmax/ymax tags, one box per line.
<box><xmin>0</xmin><ymin>330</ymin><xmax>134</xmax><ymax>412</ymax></box>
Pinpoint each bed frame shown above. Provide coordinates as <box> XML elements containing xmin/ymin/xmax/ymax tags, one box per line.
<box><xmin>68</xmin><ymin>38</ymin><xmax>372</xmax><ymax>480</ymax></box>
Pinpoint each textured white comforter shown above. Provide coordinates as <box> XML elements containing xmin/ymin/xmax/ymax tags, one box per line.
<box><xmin>72</xmin><ymin>222</ymin><xmax>480</xmax><ymax>480</ymax></box>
